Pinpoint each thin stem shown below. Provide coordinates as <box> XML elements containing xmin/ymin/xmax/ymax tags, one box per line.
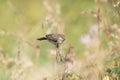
<box><xmin>56</xmin><ymin>47</ymin><xmax>63</xmax><ymax>63</ymax></box>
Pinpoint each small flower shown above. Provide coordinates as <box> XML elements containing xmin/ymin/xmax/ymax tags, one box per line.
<box><xmin>80</xmin><ymin>35</ymin><xmax>91</xmax><ymax>46</ymax></box>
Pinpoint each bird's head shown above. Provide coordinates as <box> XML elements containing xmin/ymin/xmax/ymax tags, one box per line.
<box><xmin>57</xmin><ymin>35</ymin><xmax>65</xmax><ymax>44</ymax></box>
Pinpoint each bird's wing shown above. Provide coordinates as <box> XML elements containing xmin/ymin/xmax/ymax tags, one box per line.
<box><xmin>46</xmin><ymin>34</ymin><xmax>58</xmax><ymax>42</ymax></box>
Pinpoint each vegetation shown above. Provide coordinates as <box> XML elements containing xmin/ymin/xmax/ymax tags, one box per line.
<box><xmin>0</xmin><ymin>0</ymin><xmax>120</xmax><ymax>80</ymax></box>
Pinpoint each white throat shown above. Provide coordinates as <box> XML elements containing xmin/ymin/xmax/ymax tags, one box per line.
<box><xmin>58</xmin><ymin>37</ymin><xmax>64</xmax><ymax>43</ymax></box>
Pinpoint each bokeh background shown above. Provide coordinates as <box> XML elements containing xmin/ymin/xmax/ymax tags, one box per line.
<box><xmin>0</xmin><ymin>0</ymin><xmax>120</xmax><ymax>80</ymax></box>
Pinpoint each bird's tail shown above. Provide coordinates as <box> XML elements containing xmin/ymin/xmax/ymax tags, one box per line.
<box><xmin>37</xmin><ymin>37</ymin><xmax>47</xmax><ymax>40</ymax></box>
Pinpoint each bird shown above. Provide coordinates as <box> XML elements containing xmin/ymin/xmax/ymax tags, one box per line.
<box><xmin>37</xmin><ymin>34</ymin><xmax>65</xmax><ymax>48</ymax></box>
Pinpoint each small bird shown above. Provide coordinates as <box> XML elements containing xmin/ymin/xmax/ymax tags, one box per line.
<box><xmin>37</xmin><ymin>34</ymin><xmax>65</xmax><ymax>48</ymax></box>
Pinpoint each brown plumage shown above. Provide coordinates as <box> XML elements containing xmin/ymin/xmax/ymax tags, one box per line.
<box><xmin>37</xmin><ymin>34</ymin><xmax>65</xmax><ymax>48</ymax></box>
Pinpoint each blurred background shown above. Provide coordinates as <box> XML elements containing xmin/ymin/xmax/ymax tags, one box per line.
<box><xmin>0</xmin><ymin>0</ymin><xmax>120</xmax><ymax>80</ymax></box>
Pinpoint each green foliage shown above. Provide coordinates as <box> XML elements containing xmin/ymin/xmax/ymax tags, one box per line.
<box><xmin>0</xmin><ymin>0</ymin><xmax>120</xmax><ymax>80</ymax></box>
<box><xmin>64</xmin><ymin>73</ymin><xmax>80</xmax><ymax>80</ymax></box>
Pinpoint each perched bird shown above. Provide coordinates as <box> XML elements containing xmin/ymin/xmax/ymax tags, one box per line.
<box><xmin>37</xmin><ymin>34</ymin><xmax>65</xmax><ymax>48</ymax></box>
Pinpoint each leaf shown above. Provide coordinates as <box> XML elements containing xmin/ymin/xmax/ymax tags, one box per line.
<box><xmin>111</xmin><ymin>67</ymin><xmax>119</xmax><ymax>74</ymax></box>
